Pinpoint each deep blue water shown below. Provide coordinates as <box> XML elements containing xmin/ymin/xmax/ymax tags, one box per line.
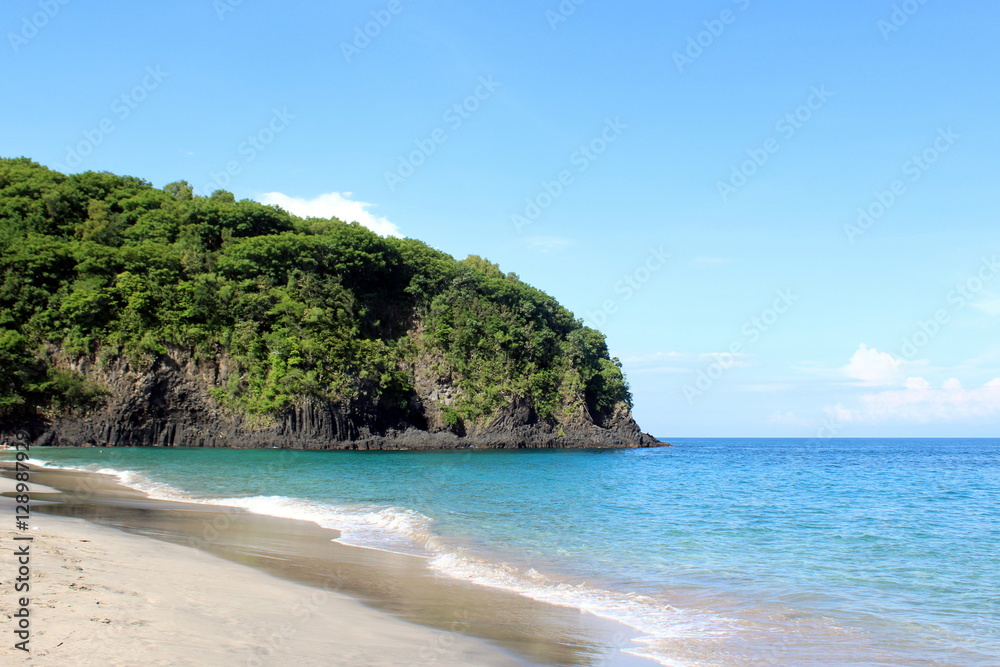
<box><xmin>21</xmin><ymin>438</ymin><xmax>1000</xmax><ymax>666</ymax></box>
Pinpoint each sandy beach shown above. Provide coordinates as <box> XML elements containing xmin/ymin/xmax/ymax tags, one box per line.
<box><xmin>0</xmin><ymin>462</ymin><xmax>651</xmax><ymax>666</ymax></box>
<box><xmin>0</xmin><ymin>474</ymin><xmax>521</xmax><ymax>665</ymax></box>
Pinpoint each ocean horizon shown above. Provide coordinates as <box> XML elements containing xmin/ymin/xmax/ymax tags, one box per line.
<box><xmin>27</xmin><ymin>437</ymin><xmax>999</xmax><ymax>666</ymax></box>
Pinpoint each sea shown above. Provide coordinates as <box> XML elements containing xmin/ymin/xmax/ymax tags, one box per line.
<box><xmin>23</xmin><ymin>438</ymin><xmax>1000</xmax><ymax>666</ymax></box>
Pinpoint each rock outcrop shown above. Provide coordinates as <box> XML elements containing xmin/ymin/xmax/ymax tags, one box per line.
<box><xmin>18</xmin><ymin>347</ymin><xmax>664</xmax><ymax>450</ymax></box>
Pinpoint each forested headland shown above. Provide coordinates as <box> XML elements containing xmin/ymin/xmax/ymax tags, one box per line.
<box><xmin>0</xmin><ymin>158</ymin><xmax>659</xmax><ymax>449</ymax></box>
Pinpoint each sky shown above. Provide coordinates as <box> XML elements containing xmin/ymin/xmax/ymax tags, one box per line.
<box><xmin>3</xmin><ymin>0</ymin><xmax>999</xmax><ymax>437</ymax></box>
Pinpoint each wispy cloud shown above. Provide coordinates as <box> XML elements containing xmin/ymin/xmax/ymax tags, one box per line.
<box><xmin>257</xmin><ymin>191</ymin><xmax>402</xmax><ymax>238</ymax></box>
<box><xmin>524</xmin><ymin>235</ymin><xmax>576</xmax><ymax>253</ymax></box>
<box><xmin>971</xmin><ymin>291</ymin><xmax>1000</xmax><ymax>317</ymax></box>
<box><xmin>826</xmin><ymin>378</ymin><xmax>1000</xmax><ymax>424</ymax></box>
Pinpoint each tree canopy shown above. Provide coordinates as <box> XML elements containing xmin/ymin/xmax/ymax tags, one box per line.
<box><xmin>0</xmin><ymin>158</ymin><xmax>631</xmax><ymax>428</ymax></box>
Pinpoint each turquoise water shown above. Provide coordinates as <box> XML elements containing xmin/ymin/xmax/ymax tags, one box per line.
<box><xmin>23</xmin><ymin>439</ymin><xmax>1000</xmax><ymax>666</ymax></box>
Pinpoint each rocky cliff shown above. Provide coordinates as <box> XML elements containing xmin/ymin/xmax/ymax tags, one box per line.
<box><xmin>20</xmin><ymin>347</ymin><xmax>662</xmax><ymax>450</ymax></box>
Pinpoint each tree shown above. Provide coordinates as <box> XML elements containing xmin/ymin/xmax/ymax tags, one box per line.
<box><xmin>163</xmin><ymin>180</ymin><xmax>194</xmax><ymax>201</ymax></box>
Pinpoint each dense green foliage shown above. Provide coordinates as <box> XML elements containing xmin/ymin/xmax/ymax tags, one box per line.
<box><xmin>0</xmin><ymin>158</ymin><xmax>630</xmax><ymax>427</ymax></box>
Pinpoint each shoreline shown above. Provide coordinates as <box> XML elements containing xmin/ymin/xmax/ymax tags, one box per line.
<box><xmin>22</xmin><ymin>427</ymin><xmax>668</xmax><ymax>451</ymax></box>
<box><xmin>1</xmin><ymin>461</ymin><xmax>657</xmax><ymax>666</ymax></box>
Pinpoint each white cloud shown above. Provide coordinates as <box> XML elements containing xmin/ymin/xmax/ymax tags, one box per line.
<box><xmin>843</xmin><ymin>344</ymin><xmax>909</xmax><ymax>386</ymax></box>
<box><xmin>524</xmin><ymin>236</ymin><xmax>575</xmax><ymax>253</ymax></box>
<box><xmin>257</xmin><ymin>191</ymin><xmax>402</xmax><ymax>238</ymax></box>
<box><xmin>826</xmin><ymin>377</ymin><xmax>1000</xmax><ymax>424</ymax></box>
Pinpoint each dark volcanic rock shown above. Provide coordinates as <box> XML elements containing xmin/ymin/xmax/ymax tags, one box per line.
<box><xmin>13</xmin><ymin>348</ymin><xmax>665</xmax><ymax>450</ymax></box>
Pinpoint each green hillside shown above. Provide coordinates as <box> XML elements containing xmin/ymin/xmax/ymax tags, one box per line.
<box><xmin>0</xmin><ymin>158</ymin><xmax>631</xmax><ymax>434</ymax></box>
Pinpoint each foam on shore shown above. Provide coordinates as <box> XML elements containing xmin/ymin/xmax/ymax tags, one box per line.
<box><xmin>27</xmin><ymin>457</ymin><xmax>723</xmax><ymax>665</ymax></box>
<box><xmin>0</xmin><ymin>485</ymin><xmax>520</xmax><ymax>666</ymax></box>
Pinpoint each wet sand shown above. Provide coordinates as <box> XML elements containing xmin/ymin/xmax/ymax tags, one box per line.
<box><xmin>1</xmin><ymin>462</ymin><xmax>655</xmax><ymax>666</ymax></box>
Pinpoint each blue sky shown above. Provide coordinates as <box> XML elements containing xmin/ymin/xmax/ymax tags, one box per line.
<box><xmin>3</xmin><ymin>0</ymin><xmax>999</xmax><ymax>437</ymax></box>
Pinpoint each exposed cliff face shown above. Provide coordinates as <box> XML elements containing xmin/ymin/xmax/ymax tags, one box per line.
<box><xmin>20</xmin><ymin>347</ymin><xmax>663</xmax><ymax>450</ymax></box>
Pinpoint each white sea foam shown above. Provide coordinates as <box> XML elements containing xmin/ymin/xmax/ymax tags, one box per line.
<box><xmin>32</xmin><ymin>459</ymin><xmax>194</xmax><ymax>503</ymax></box>
<box><xmin>423</xmin><ymin>548</ymin><xmax>720</xmax><ymax>664</ymax></box>
<box><xmin>29</xmin><ymin>459</ymin><xmax>709</xmax><ymax>665</ymax></box>
<box><xmin>100</xmin><ymin>467</ymin><xmax>194</xmax><ymax>502</ymax></box>
<box><xmin>212</xmin><ymin>496</ymin><xmax>435</xmax><ymax>558</ymax></box>
<box><xmin>211</xmin><ymin>495</ymin><xmax>723</xmax><ymax>664</ymax></box>
<box><xmin>208</xmin><ymin>494</ymin><xmax>721</xmax><ymax>664</ymax></box>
